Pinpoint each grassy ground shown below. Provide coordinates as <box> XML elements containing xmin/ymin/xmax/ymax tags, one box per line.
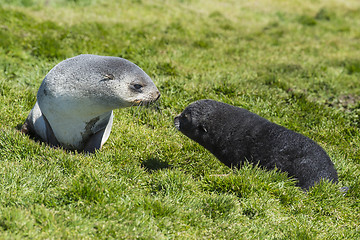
<box><xmin>0</xmin><ymin>0</ymin><xmax>359</xmax><ymax>239</ymax></box>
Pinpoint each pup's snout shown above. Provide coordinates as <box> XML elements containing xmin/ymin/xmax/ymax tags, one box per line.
<box><xmin>174</xmin><ymin>115</ymin><xmax>181</xmax><ymax>130</ymax></box>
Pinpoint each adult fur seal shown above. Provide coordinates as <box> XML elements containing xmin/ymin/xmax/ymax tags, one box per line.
<box><xmin>174</xmin><ymin>99</ymin><xmax>338</xmax><ymax>190</ymax></box>
<box><xmin>21</xmin><ymin>54</ymin><xmax>160</xmax><ymax>153</ymax></box>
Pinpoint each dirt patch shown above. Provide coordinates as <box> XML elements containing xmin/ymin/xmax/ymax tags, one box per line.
<box><xmin>325</xmin><ymin>94</ymin><xmax>360</xmax><ymax>111</ymax></box>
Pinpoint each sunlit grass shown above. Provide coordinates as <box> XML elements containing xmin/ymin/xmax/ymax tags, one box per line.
<box><xmin>0</xmin><ymin>0</ymin><xmax>359</xmax><ymax>238</ymax></box>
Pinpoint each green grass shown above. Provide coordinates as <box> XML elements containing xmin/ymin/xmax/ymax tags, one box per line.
<box><xmin>0</xmin><ymin>0</ymin><xmax>360</xmax><ymax>238</ymax></box>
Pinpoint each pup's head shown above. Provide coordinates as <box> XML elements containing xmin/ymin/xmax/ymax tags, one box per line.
<box><xmin>174</xmin><ymin>99</ymin><xmax>220</xmax><ymax>144</ymax></box>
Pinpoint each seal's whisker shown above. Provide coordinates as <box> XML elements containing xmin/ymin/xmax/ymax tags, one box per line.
<box><xmin>133</xmin><ymin>101</ymin><xmax>143</xmax><ymax>121</ymax></box>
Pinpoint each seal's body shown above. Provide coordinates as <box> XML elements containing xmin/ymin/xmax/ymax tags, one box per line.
<box><xmin>174</xmin><ymin>99</ymin><xmax>338</xmax><ymax>190</ymax></box>
<box><xmin>22</xmin><ymin>54</ymin><xmax>160</xmax><ymax>153</ymax></box>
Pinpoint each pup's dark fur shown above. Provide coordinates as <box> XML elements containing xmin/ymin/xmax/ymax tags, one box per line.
<box><xmin>174</xmin><ymin>99</ymin><xmax>338</xmax><ymax>190</ymax></box>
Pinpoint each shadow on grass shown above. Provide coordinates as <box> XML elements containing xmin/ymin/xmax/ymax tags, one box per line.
<box><xmin>141</xmin><ymin>157</ymin><xmax>171</xmax><ymax>172</ymax></box>
<box><xmin>15</xmin><ymin>123</ymin><xmax>23</xmax><ymax>131</ymax></box>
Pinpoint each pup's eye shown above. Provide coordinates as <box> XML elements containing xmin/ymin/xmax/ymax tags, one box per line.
<box><xmin>184</xmin><ymin>113</ymin><xmax>191</xmax><ymax>120</ymax></box>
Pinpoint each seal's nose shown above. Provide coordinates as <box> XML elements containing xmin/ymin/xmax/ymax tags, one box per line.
<box><xmin>155</xmin><ymin>91</ymin><xmax>161</xmax><ymax>101</ymax></box>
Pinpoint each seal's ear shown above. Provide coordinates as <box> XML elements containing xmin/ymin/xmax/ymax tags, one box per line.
<box><xmin>100</xmin><ymin>74</ymin><xmax>115</xmax><ymax>82</ymax></box>
<box><xmin>199</xmin><ymin>125</ymin><xmax>207</xmax><ymax>133</ymax></box>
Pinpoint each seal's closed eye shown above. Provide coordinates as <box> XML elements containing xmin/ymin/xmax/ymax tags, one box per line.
<box><xmin>130</xmin><ymin>83</ymin><xmax>144</xmax><ymax>92</ymax></box>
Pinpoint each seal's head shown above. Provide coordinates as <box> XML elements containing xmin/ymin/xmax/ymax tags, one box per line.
<box><xmin>38</xmin><ymin>54</ymin><xmax>160</xmax><ymax>115</ymax></box>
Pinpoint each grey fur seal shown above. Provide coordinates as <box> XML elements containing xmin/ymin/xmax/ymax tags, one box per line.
<box><xmin>21</xmin><ymin>54</ymin><xmax>160</xmax><ymax>153</ymax></box>
<box><xmin>174</xmin><ymin>99</ymin><xmax>338</xmax><ymax>190</ymax></box>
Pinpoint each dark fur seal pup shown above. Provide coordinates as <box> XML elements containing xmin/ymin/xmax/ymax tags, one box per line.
<box><xmin>174</xmin><ymin>99</ymin><xmax>338</xmax><ymax>190</ymax></box>
<box><xmin>21</xmin><ymin>54</ymin><xmax>160</xmax><ymax>153</ymax></box>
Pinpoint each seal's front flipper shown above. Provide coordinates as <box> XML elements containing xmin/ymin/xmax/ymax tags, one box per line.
<box><xmin>83</xmin><ymin>112</ymin><xmax>114</xmax><ymax>153</ymax></box>
<box><xmin>83</xmin><ymin>128</ymin><xmax>106</xmax><ymax>153</ymax></box>
<box><xmin>42</xmin><ymin>114</ymin><xmax>60</xmax><ymax>147</ymax></box>
<box><xmin>21</xmin><ymin>101</ymin><xmax>59</xmax><ymax>147</ymax></box>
